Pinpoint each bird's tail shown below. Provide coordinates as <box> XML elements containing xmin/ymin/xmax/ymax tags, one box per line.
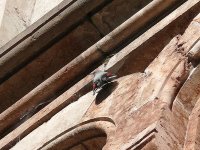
<box><xmin>107</xmin><ymin>75</ymin><xmax>117</xmax><ymax>82</ymax></box>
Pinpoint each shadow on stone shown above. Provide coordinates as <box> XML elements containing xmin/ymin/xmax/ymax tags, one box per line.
<box><xmin>95</xmin><ymin>81</ymin><xmax>118</xmax><ymax>105</ymax></box>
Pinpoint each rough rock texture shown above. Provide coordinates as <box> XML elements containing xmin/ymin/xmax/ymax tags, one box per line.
<box><xmin>91</xmin><ymin>0</ymin><xmax>153</xmax><ymax>35</ymax></box>
<box><xmin>30</xmin><ymin>0</ymin><xmax>68</xmax><ymax>24</ymax></box>
<box><xmin>0</xmin><ymin>0</ymin><xmax>200</xmax><ymax>150</ymax></box>
<box><xmin>11</xmin><ymin>92</ymin><xmax>95</xmax><ymax>150</ymax></box>
<box><xmin>0</xmin><ymin>0</ymin><xmax>73</xmax><ymax>47</ymax></box>
<box><xmin>10</xmin><ymin>14</ymin><xmax>200</xmax><ymax>149</ymax></box>
<box><xmin>0</xmin><ymin>0</ymin><xmax>6</xmax><ymax>26</ymax></box>
<box><xmin>0</xmin><ymin>0</ymin><xmax>36</xmax><ymax>47</ymax></box>
<box><xmin>184</xmin><ymin>97</ymin><xmax>200</xmax><ymax>150</ymax></box>
<box><xmin>0</xmin><ymin>21</ymin><xmax>101</xmax><ymax>113</ymax></box>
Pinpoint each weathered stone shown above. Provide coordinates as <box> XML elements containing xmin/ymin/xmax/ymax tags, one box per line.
<box><xmin>0</xmin><ymin>0</ymin><xmax>36</xmax><ymax>47</ymax></box>
<box><xmin>0</xmin><ymin>0</ymin><xmax>6</xmax><ymax>26</ymax></box>
<box><xmin>91</xmin><ymin>0</ymin><xmax>153</xmax><ymax>35</ymax></box>
<box><xmin>0</xmin><ymin>21</ymin><xmax>101</xmax><ymax>113</ymax></box>
<box><xmin>108</xmin><ymin>0</ymin><xmax>200</xmax><ymax>77</ymax></box>
<box><xmin>0</xmin><ymin>0</ymin><xmax>108</xmax><ymax>83</ymax></box>
<box><xmin>0</xmin><ymin>0</ymin><xmax>192</xmax><ymax>140</ymax></box>
<box><xmin>11</xmin><ymin>92</ymin><xmax>95</xmax><ymax>150</ymax></box>
<box><xmin>1</xmin><ymin>0</ymin><xmax>200</xmax><ymax>150</ymax></box>
<box><xmin>183</xmin><ymin>98</ymin><xmax>200</xmax><ymax>150</ymax></box>
<box><xmin>10</xmin><ymin>29</ymin><xmax>195</xmax><ymax>149</ymax></box>
<box><xmin>30</xmin><ymin>0</ymin><xmax>70</xmax><ymax>24</ymax></box>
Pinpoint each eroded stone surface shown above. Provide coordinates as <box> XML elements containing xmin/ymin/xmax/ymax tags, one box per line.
<box><xmin>0</xmin><ymin>0</ymin><xmax>6</xmax><ymax>26</ymax></box>
<box><xmin>12</xmin><ymin>33</ymin><xmax>194</xmax><ymax>149</ymax></box>
<box><xmin>30</xmin><ymin>0</ymin><xmax>70</xmax><ymax>24</ymax></box>
<box><xmin>11</xmin><ymin>92</ymin><xmax>95</xmax><ymax>150</ymax></box>
<box><xmin>183</xmin><ymin>98</ymin><xmax>200</xmax><ymax>150</ymax></box>
<box><xmin>91</xmin><ymin>0</ymin><xmax>153</xmax><ymax>35</ymax></box>
<box><xmin>0</xmin><ymin>0</ymin><xmax>36</xmax><ymax>47</ymax></box>
<box><xmin>1</xmin><ymin>1</ymin><xmax>200</xmax><ymax>150</ymax></box>
<box><xmin>0</xmin><ymin>21</ymin><xmax>101</xmax><ymax>113</ymax></box>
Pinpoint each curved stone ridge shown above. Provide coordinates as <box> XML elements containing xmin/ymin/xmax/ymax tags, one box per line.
<box><xmin>0</xmin><ymin>0</ymin><xmax>200</xmax><ymax>150</ymax></box>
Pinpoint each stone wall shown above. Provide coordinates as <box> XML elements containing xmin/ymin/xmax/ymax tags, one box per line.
<box><xmin>0</xmin><ymin>0</ymin><xmax>6</xmax><ymax>27</ymax></box>
<box><xmin>0</xmin><ymin>0</ymin><xmax>36</xmax><ymax>47</ymax></box>
<box><xmin>0</xmin><ymin>0</ymin><xmax>200</xmax><ymax>150</ymax></box>
<box><xmin>30</xmin><ymin>0</ymin><xmax>68</xmax><ymax>24</ymax></box>
<box><xmin>0</xmin><ymin>0</ymin><xmax>70</xmax><ymax>47</ymax></box>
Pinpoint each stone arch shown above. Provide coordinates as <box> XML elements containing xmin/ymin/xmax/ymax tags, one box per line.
<box><xmin>172</xmin><ymin>63</ymin><xmax>200</xmax><ymax>149</ymax></box>
<box><xmin>173</xmin><ymin>64</ymin><xmax>200</xmax><ymax>119</ymax></box>
<box><xmin>38</xmin><ymin>117</ymin><xmax>116</xmax><ymax>150</ymax></box>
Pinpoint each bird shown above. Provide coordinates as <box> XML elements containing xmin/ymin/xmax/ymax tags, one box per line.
<box><xmin>91</xmin><ymin>70</ymin><xmax>117</xmax><ymax>95</ymax></box>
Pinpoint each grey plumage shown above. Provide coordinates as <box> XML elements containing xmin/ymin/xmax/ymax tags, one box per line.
<box><xmin>92</xmin><ymin>70</ymin><xmax>117</xmax><ymax>95</ymax></box>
